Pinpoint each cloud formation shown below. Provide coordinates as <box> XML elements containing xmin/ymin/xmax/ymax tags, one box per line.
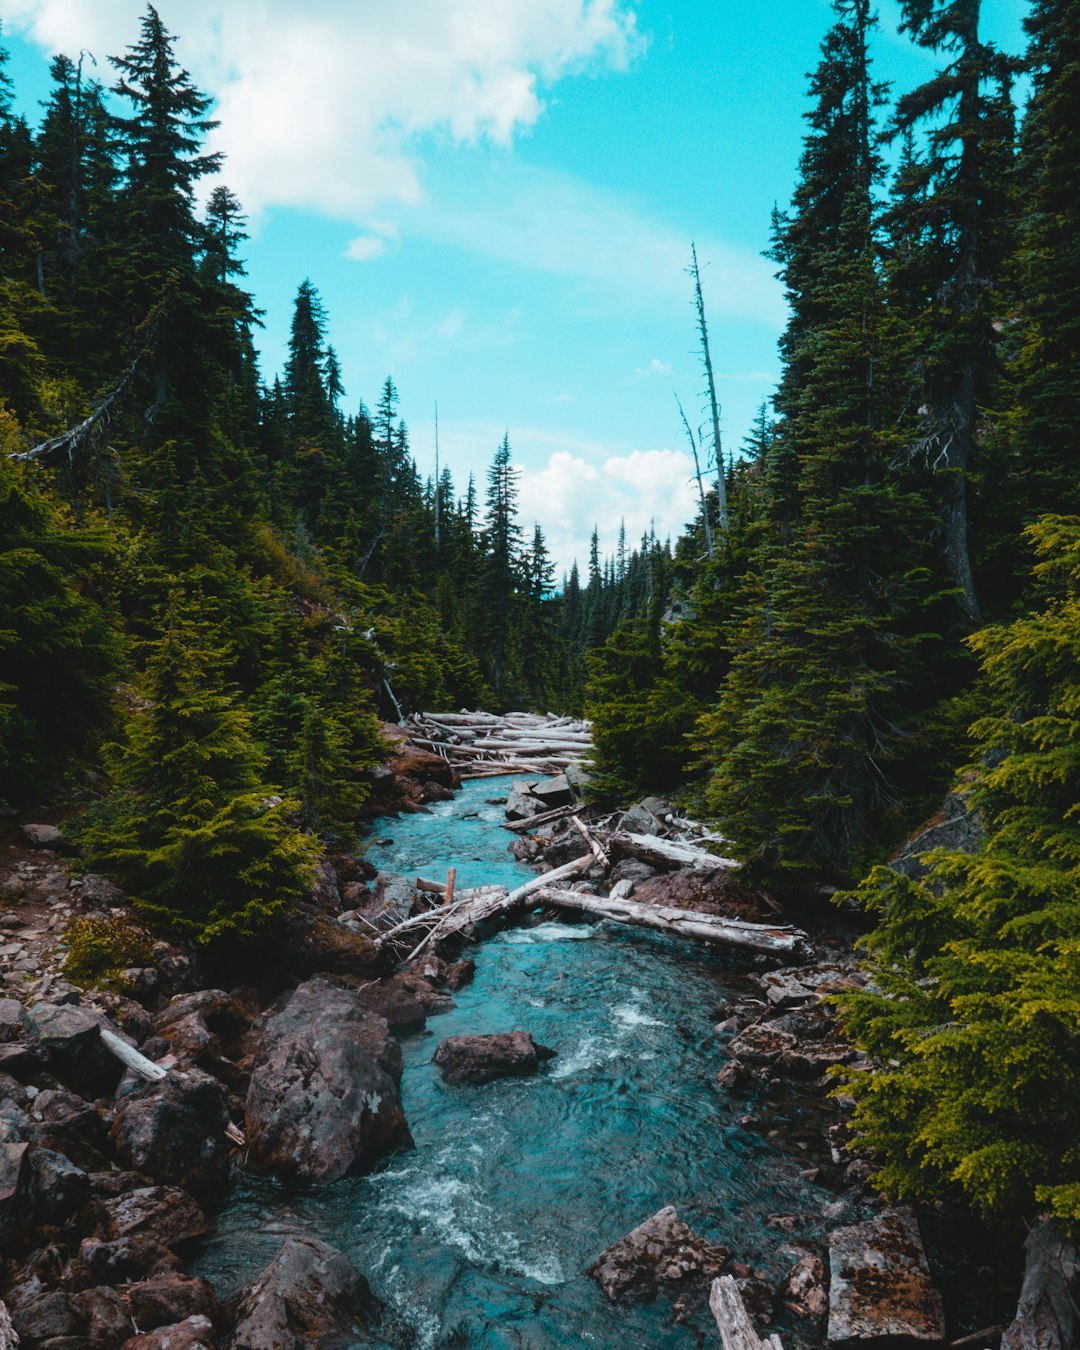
<box><xmin>518</xmin><ymin>445</ymin><xmax>698</xmax><ymax>575</ymax></box>
<box><xmin>0</xmin><ymin>0</ymin><xmax>639</xmax><ymax>219</ymax></box>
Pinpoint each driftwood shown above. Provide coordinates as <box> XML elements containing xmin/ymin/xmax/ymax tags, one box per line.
<box><xmin>571</xmin><ymin>815</ymin><xmax>610</xmax><ymax>868</ymax></box>
<box><xmin>1001</xmin><ymin>1221</ymin><xmax>1080</xmax><ymax>1350</ymax></box>
<box><xmin>99</xmin><ymin>1027</ymin><xmax>246</xmax><ymax>1147</ymax></box>
<box><xmin>710</xmin><ymin>1277</ymin><xmax>785</xmax><ymax>1350</ymax></box>
<box><xmin>407</xmin><ymin>709</ymin><xmax>593</xmax><ymax>775</ymax></box>
<box><xmin>528</xmin><ymin>887</ymin><xmax>806</xmax><ymax>956</ymax></box>
<box><xmin>502</xmin><ymin>804</ymin><xmax>580</xmax><ymax>833</ymax></box>
<box><xmin>0</xmin><ymin>1299</ymin><xmax>18</xmax><ymax>1350</ymax></box>
<box><xmin>610</xmin><ymin>831</ymin><xmax>741</xmax><ymax>871</ymax></box>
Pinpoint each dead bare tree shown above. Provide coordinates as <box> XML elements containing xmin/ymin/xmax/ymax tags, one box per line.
<box><xmin>688</xmin><ymin>242</ymin><xmax>729</xmax><ymax>535</ymax></box>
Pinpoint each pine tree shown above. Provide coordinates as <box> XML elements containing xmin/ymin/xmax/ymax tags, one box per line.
<box><xmin>77</xmin><ymin>602</ymin><xmax>317</xmax><ymax>943</ymax></box>
<box><xmin>838</xmin><ymin>516</ymin><xmax>1080</xmax><ymax>1222</ymax></box>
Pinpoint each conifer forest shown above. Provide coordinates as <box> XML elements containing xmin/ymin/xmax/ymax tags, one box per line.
<box><xmin>1</xmin><ymin>0</ymin><xmax>1079</xmax><ymax>1343</ymax></box>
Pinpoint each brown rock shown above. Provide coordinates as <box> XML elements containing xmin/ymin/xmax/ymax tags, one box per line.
<box><xmin>122</xmin><ymin>1316</ymin><xmax>217</xmax><ymax>1350</ymax></box>
<box><xmin>433</xmin><ymin>1031</ymin><xmax>555</xmax><ymax>1086</ymax></box>
<box><xmin>827</xmin><ymin>1208</ymin><xmax>946</xmax><ymax>1344</ymax></box>
<box><xmin>109</xmin><ymin>1069</ymin><xmax>231</xmax><ymax>1206</ymax></box>
<box><xmin>353</xmin><ymin>970</ymin><xmax>454</xmax><ymax>1029</ymax></box>
<box><xmin>588</xmin><ymin>1205</ymin><xmax>731</xmax><ymax>1305</ymax></box>
<box><xmin>126</xmin><ymin>1272</ymin><xmax>221</xmax><ymax>1334</ymax></box>
<box><xmin>101</xmin><ymin>1185</ymin><xmax>209</xmax><ymax>1248</ymax></box>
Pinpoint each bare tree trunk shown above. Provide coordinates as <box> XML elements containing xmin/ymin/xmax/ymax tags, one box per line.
<box><xmin>689</xmin><ymin>242</ymin><xmax>729</xmax><ymax>535</ymax></box>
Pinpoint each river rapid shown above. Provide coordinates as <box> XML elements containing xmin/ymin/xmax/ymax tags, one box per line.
<box><xmin>195</xmin><ymin>776</ymin><xmax>850</xmax><ymax>1347</ymax></box>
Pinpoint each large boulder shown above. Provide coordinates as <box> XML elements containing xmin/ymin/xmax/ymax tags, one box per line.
<box><xmin>245</xmin><ymin>978</ymin><xmax>411</xmax><ymax>1183</ymax></box>
<box><xmin>109</xmin><ymin>1068</ymin><xmax>231</xmax><ymax>1205</ymax></box>
<box><xmin>227</xmin><ymin>1235</ymin><xmax>384</xmax><ymax>1349</ymax></box>
<box><xmin>588</xmin><ymin>1206</ymin><xmax>731</xmax><ymax>1304</ymax></box>
<box><xmin>433</xmin><ymin>1031</ymin><xmax>555</xmax><ymax>1086</ymax></box>
<box><xmin>101</xmin><ymin>1185</ymin><xmax>209</xmax><ymax>1248</ymax></box>
<box><xmin>25</xmin><ymin>1001</ymin><xmax>123</xmax><ymax>1089</ymax></box>
<box><xmin>504</xmin><ymin>780</ymin><xmax>545</xmax><ymax>821</ymax></box>
<box><xmin>531</xmin><ymin>773</ymin><xmax>576</xmax><ymax>808</ymax></box>
<box><xmin>19</xmin><ymin>822</ymin><xmax>70</xmax><ymax>851</ymax></box>
<box><xmin>827</xmin><ymin>1208</ymin><xmax>945</xmax><ymax>1344</ymax></box>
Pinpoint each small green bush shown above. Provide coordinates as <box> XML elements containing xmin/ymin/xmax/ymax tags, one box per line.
<box><xmin>63</xmin><ymin>914</ymin><xmax>155</xmax><ymax>991</ymax></box>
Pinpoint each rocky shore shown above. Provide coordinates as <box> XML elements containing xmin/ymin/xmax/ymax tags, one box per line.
<box><xmin>0</xmin><ymin>752</ymin><xmax>1073</xmax><ymax>1348</ymax></box>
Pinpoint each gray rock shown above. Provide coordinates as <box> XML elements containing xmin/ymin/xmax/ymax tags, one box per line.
<box><xmin>26</xmin><ymin>1002</ymin><xmax>120</xmax><ymax>1087</ymax></box>
<box><xmin>727</xmin><ymin>1022</ymin><xmax>798</xmax><ymax>1064</ymax></box>
<box><xmin>504</xmin><ymin>780</ymin><xmax>544</xmax><ymax>821</ymax></box>
<box><xmin>74</xmin><ymin>872</ymin><xmax>128</xmax><ymax>913</ymax></box>
<box><xmin>245</xmin><ymin>978</ymin><xmax>411</xmax><ymax>1183</ymax></box>
<box><xmin>618</xmin><ymin>801</ymin><xmax>664</xmax><ymax>835</ymax></box>
<box><xmin>0</xmin><ymin>1140</ymin><xmax>31</xmax><ymax>1234</ymax></box>
<box><xmin>779</xmin><ymin>1249</ymin><xmax>828</xmax><ymax>1321</ymax></box>
<box><xmin>588</xmin><ymin>1205</ymin><xmax>731</xmax><ymax>1304</ymax></box>
<box><xmin>608</xmin><ymin>858</ymin><xmax>658</xmax><ymax>889</ymax></box>
<box><xmin>890</xmin><ymin>789</ymin><xmax>984</xmax><ymax>880</ymax></box>
<box><xmin>0</xmin><ymin>997</ymin><xmax>35</xmax><ymax>1044</ymax></box>
<box><xmin>433</xmin><ymin>1031</ymin><xmax>556</xmax><ymax>1086</ymax></box>
<box><xmin>227</xmin><ymin>1235</ymin><xmax>383</xmax><ymax>1349</ymax></box>
<box><xmin>27</xmin><ymin>1146</ymin><xmax>89</xmax><ymax>1223</ymax></box>
<box><xmin>19</xmin><ymin>822</ymin><xmax>69</xmax><ymax>851</ymax></box>
<box><xmin>827</xmin><ymin>1208</ymin><xmax>946</xmax><ymax>1344</ymax></box>
<box><xmin>109</xmin><ymin>1068</ymin><xmax>231</xmax><ymax>1205</ymax></box>
<box><xmin>531</xmin><ymin>773</ymin><xmax>575</xmax><ymax>808</ymax></box>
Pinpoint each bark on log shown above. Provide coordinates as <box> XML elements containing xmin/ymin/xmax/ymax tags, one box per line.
<box><xmin>0</xmin><ymin>1299</ymin><xmax>19</xmax><ymax>1350</ymax></box>
<box><xmin>502</xmin><ymin>804</ymin><xmax>581</xmax><ymax>832</ymax></box>
<box><xmin>528</xmin><ymin>887</ymin><xmax>806</xmax><ymax>955</ymax></box>
<box><xmin>610</xmin><ymin>831</ymin><xmax>741</xmax><ymax>871</ymax></box>
<box><xmin>711</xmin><ymin>1277</ymin><xmax>785</xmax><ymax>1350</ymax></box>
<box><xmin>1001</xmin><ymin>1221</ymin><xmax>1080</xmax><ymax>1350</ymax></box>
<box><xmin>571</xmin><ymin>815</ymin><xmax>609</xmax><ymax>868</ymax></box>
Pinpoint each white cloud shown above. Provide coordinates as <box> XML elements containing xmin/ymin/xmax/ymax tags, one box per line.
<box><xmin>344</xmin><ymin>234</ymin><xmax>388</xmax><ymax>262</ymax></box>
<box><xmin>636</xmin><ymin>357</ymin><xmax>673</xmax><ymax>376</ymax></box>
<box><xmin>518</xmin><ymin>445</ymin><xmax>697</xmax><ymax>575</ymax></box>
<box><xmin>0</xmin><ymin>0</ymin><xmax>640</xmax><ymax>220</ymax></box>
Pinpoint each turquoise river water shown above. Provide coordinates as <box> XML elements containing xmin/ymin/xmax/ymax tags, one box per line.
<box><xmin>195</xmin><ymin>777</ymin><xmax>849</xmax><ymax>1347</ymax></box>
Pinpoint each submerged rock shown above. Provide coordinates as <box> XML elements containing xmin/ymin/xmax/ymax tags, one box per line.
<box><xmin>227</xmin><ymin>1235</ymin><xmax>384</xmax><ymax>1349</ymax></box>
<box><xmin>827</xmin><ymin>1207</ymin><xmax>945</xmax><ymax>1344</ymax></box>
<box><xmin>433</xmin><ymin>1031</ymin><xmax>556</xmax><ymax>1085</ymax></box>
<box><xmin>588</xmin><ymin>1205</ymin><xmax>731</xmax><ymax>1304</ymax></box>
<box><xmin>245</xmin><ymin>978</ymin><xmax>412</xmax><ymax>1183</ymax></box>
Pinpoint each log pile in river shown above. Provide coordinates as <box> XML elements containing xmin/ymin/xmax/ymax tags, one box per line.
<box><xmin>404</xmin><ymin>709</ymin><xmax>593</xmax><ymax>778</ymax></box>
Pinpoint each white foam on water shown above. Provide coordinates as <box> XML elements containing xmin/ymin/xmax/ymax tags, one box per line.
<box><xmin>612</xmin><ymin>1000</ymin><xmax>666</xmax><ymax>1029</ymax></box>
<box><xmin>550</xmin><ymin>1034</ymin><xmax>621</xmax><ymax>1079</ymax></box>
<box><xmin>502</xmin><ymin>921</ymin><xmax>594</xmax><ymax>944</ymax></box>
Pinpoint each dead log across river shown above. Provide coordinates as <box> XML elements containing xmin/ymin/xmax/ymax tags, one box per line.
<box><xmin>406</xmin><ymin>709</ymin><xmax>593</xmax><ymax>778</ymax></box>
<box><xmin>375</xmin><ymin>857</ymin><xmax>806</xmax><ymax>960</ymax></box>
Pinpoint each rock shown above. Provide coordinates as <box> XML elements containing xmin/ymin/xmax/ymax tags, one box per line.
<box><xmin>433</xmin><ymin>1031</ymin><xmax>556</xmax><ymax>1086</ymax></box>
<box><xmin>541</xmin><ymin>828</ymin><xmax>590</xmax><ymax>867</ymax></box>
<box><xmin>0</xmin><ymin>1140</ymin><xmax>31</xmax><ymax>1234</ymax></box>
<box><xmin>126</xmin><ymin>1272</ymin><xmax>221</xmax><ymax>1335</ymax></box>
<box><xmin>353</xmin><ymin>971</ymin><xmax>454</xmax><ymax>1030</ymax></box>
<box><xmin>245</xmin><ymin>978</ymin><xmax>411</xmax><ymax>1183</ymax></box>
<box><xmin>444</xmin><ymin>959</ymin><xmax>475</xmax><ymax>991</ymax></box>
<box><xmin>26</xmin><ymin>1002</ymin><xmax>121</xmax><ymax>1088</ymax></box>
<box><xmin>20</xmin><ymin>822</ymin><xmax>70</xmax><ymax>851</ymax></box>
<box><xmin>531</xmin><ymin>773</ymin><xmax>576</xmax><ymax>808</ymax></box>
<box><xmin>504</xmin><ymin>780</ymin><xmax>544</xmax><ymax>821</ymax></box>
<box><xmin>890</xmin><ymin>788</ymin><xmax>984</xmax><ymax>880</ymax></box>
<box><xmin>227</xmin><ymin>1235</ymin><xmax>384</xmax><ymax>1349</ymax></box>
<box><xmin>632</xmin><ymin>867</ymin><xmax>768</xmax><ymax>918</ymax></box>
<box><xmin>101</xmin><ymin>1185</ymin><xmax>209</xmax><ymax>1248</ymax></box>
<box><xmin>109</xmin><ymin>1068</ymin><xmax>231</xmax><ymax>1205</ymax></box>
<box><xmin>827</xmin><ymin>1207</ymin><xmax>946</xmax><ymax>1344</ymax></box>
<box><xmin>79</xmin><ymin>1235</ymin><xmax>184</xmax><ymax>1283</ymax></box>
<box><xmin>290</xmin><ymin>919</ymin><xmax>380</xmax><ymax>978</ymax></box>
<box><xmin>760</xmin><ymin>968</ymin><xmax>820</xmax><ymax>1009</ymax></box>
<box><xmin>27</xmin><ymin>1146</ymin><xmax>89</xmax><ymax>1223</ymax></box>
<box><xmin>608</xmin><ymin>858</ymin><xmax>658</xmax><ymax>889</ymax></box>
<box><xmin>619</xmin><ymin>801</ymin><xmax>664</xmax><ymax>835</ymax></box>
<box><xmin>779</xmin><ymin>1249</ymin><xmax>829</xmax><ymax>1321</ymax></box>
<box><xmin>0</xmin><ymin>997</ymin><xmax>35</xmax><ymax>1044</ymax></box>
<box><xmin>778</xmin><ymin>1040</ymin><xmax>852</xmax><ymax>1079</ymax></box>
<box><xmin>588</xmin><ymin>1205</ymin><xmax>731</xmax><ymax>1304</ymax></box>
<box><xmin>727</xmin><ymin>1022</ymin><xmax>798</xmax><ymax>1064</ymax></box>
<box><xmin>74</xmin><ymin>872</ymin><xmax>128</xmax><ymax>913</ymax></box>
<box><xmin>122</xmin><ymin>1316</ymin><xmax>218</xmax><ymax>1350</ymax></box>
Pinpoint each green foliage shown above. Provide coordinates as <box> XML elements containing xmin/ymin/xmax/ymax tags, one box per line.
<box><xmin>62</xmin><ymin>914</ymin><xmax>155</xmax><ymax>992</ymax></box>
<box><xmin>836</xmin><ymin>517</ymin><xmax>1080</xmax><ymax>1221</ymax></box>
<box><xmin>76</xmin><ymin>606</ymin><xmax>318</xmax><ymax>944</ymax></box>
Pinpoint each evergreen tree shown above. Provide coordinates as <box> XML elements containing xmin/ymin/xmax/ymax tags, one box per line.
<box><xmin>838</xmin><ymin>516</ymin><xmax>1080</xmax><ymax>1222</ymax></box>
<box><xmin>77</xmin><ymin>602</ymin><xmax>317</xmax><ymax>944</ymax></box>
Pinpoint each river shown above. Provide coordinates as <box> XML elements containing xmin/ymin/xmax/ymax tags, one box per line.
<box><xmin>195</xmin><ymin>775</ymin><xmax>851</xmax><ymax>1347</ymax></box>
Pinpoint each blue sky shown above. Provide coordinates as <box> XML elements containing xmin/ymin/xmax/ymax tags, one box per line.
<box><xmin>0</xmin><ymin>0</ymin><xmax>1031</xmax><ymax>574</ymax></box>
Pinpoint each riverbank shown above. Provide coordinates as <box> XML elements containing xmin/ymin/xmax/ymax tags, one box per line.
<box><xmin>0</xmin><ymin>761</ymin><xmax>1046</xmax><ymax>1347</ymax></box>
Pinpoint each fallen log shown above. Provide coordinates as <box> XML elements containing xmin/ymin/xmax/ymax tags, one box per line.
<box><xmin>610</xmin><ymin>831</ymin><xmax>741</xmax><ymax>871</ymax></box>
<box><xmin>571</xmin><ymin>815</ymin><xmax>609</xmax><ymax>868</ymax></box>
<box><xmin>711</xmin><ymin>1277</ymin><xmax>785</xmax><ymax>1350</ymax></box>
<box><xmin>0</xmin><ymin>1300</ymin><xmax>17</xmax><ymax>1350</ymax></box>
<box><xmin>1001</xmin><ymin>1221</ymin><xmax>1080</xmax><ymax>1350</ymax></box>
<box><xmin>527</xmin><ymin>887</ymin><xmax>806</xmax><ymax>956</ymax></box>
<box><xmin>502</xmin><ymin>804</ymin><xmax>580</xmax><ymax>832</ymax></box>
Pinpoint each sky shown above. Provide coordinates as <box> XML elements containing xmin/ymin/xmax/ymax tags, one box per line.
<box><xmin>0</xmin><ymin>0</ymin><xmax>1032</xmax><ymax>576</ymax></box>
